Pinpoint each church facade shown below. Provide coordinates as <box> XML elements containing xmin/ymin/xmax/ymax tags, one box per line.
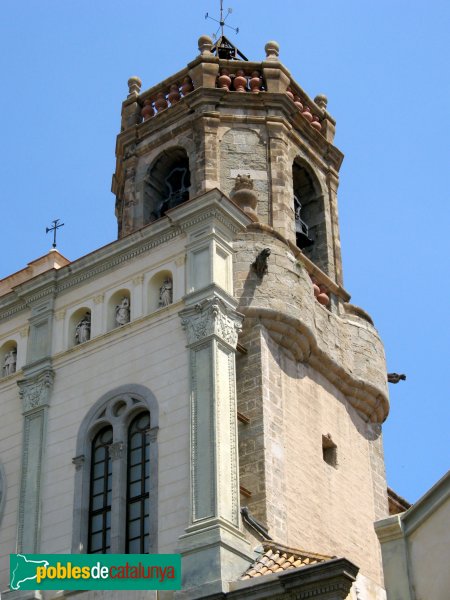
<box><xmin>0</xmin><ymin>36</ymin><xmax>390</xmax><ymax>599</ymax></box>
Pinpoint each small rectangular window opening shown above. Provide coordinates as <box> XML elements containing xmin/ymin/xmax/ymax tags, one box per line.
<box><xmin>322</xmin><ymin>434</ymin><xmax>337</xmax><ymax>468</ymax></box>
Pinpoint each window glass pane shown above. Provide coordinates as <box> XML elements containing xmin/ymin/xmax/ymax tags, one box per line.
<box><xmin>129</xmin><ymin>518</ymin><xmax>141</xmax><ymax>539</ymax></box>
<box><xmin>129</xmin><ymin>464</ymin><xmax>141</xmax><ymax>483</ymax></box>
<box><xmin>129</xmin><ymin>481</ymin><xmax>141</xmax><ymax>498</ymax></box>
<box><xmin>91</xmin><ymin>514</ymin><xmax>103</xmax><ymax>533</ymax></box>
<box><xmin>94</xmin><ymin>447</ymin><xmax>106</xmax><ymax>462</ymax></box>
<box><xmin>92</xmin><ymin>493</ymin><xmax>104</xmax><ymax>512</ymax></box>
<box><xmin>129</xmin><ymin>501</ymin><xmax>141</xmax><ymax>520</ymax></box>
<box><xmin>129</xmin><ymin>447</ymin><xmax>141</xmax><ymax>465</ymax></box>
<box><xmin>90</xmin><ymin>532</ymin><xmax>103</xmax><ymax>552</ymax></box>
<box><xmin>128</xmin><ymin>538</ymin><xmax>140</xmax><ymax>554</ymax></box>
<box><xmin>130</xmin><ymin>433</ymin><xmax>142</xmax><ymax>450</ymax></box>
<box><xmin>92</xmin><ymin>478</ymin><xmax>104</xmax><ymax>496</ymax></box>
<box><xmin>93</xmin><ymin>461</ymin><xmax>105</xmax><ymax>479</ymax></box>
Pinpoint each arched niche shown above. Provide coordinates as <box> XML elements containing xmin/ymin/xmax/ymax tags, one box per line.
<box><xmin>148</xmin><ymin>270</ymin><xmax>173</xmax><ymax>313</ymax></box>
<box><xmin>0</xmin><ymin>340</ymin><xmax>18</xmax><ymax>377</ymax></box>
<box><xmin>143</xmin><ymin>147</ymin><xmax>191</xmax><ymax>224</ymax></box>
<box><xmin>292</xmin><ymin>158</ymin><xmax>326</xmax><ymax>270</ymax></box>
<box><xmin>69</xmin><ymin>307</ymin><xmax>92</xmax><ymax>348</ymax></box>
<box><xmin>107</xmin><ymin>289</ymin><xmax>131</xmax><ymax>331</ymax></box>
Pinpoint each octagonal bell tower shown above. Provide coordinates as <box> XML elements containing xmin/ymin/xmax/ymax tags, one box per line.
<box><xmin>112</xmin><ymin>35</ymin><xmax>390</xmax><ymax>599</ymax></box>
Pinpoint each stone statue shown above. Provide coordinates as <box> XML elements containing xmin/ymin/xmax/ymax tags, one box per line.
<box><xmin>3</xmin><ymin>349</ymin><xmax>17</xmax><ymax>376</ymax></box>
<box><xmin>115</xmin><ymin>297</ymin><xmax>130</xmax><ymax>326</ymax></box>
<box><xmin>252</xmin><ymin>248</ymin><xmax>271</xmax><ymax>279</ymax></box>
<box><xmin>159</xmin><ymin>278</ymin><xmax>173</xmax><ymax>307</ymax></box>
<box><xmin>75</xmin><ymin>313</ymin><xmax>91</xmax><ymax>344</ymax></box>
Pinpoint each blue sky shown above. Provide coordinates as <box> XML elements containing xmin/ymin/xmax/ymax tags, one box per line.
<box><xmin>0</xmin><ymin>0</ymin><xmax>449</xmax><ymax>503</ymax></box>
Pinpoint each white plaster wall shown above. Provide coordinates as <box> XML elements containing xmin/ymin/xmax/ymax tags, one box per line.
<box><xmin>0</xmin><ymin>376</ymin><xmax>23</xmax><ymax>590</ymax></box>
<box><xmin>408</xmin><ymin>497</ymin><xmax>450</xmax><ymax>600</ymax></box>
<box><xmin>40</xmin><ymin>307</ymin><xmax>190</xmax><ymax>555</ymax></box>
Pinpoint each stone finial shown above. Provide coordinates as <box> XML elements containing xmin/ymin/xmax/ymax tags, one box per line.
<box><xmin>265</xmin><ymin>40</ymin><xmax>280</xmax><ymax>61</ymax></box>
<box><xmin>128</xmin><ymin>76</ymin><xmax>142</xmax><ymax>97</ymax></box>
<box><xmin>314</xmin><ymin>94</ymin><xmax>328</xmax><ymax>111</ymax></box>
<box><xmin>198</xmin><ymin>35</ymin><xmax>213</xmax><ymax>55</ymax></box>
<box><xmin>232</xmin><ymin>175</ymin><xmax>258</xmax><ymax>221</ymax></box>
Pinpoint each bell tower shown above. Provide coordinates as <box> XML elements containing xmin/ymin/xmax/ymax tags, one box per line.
<box><xmin>112</xmin><ymin>34</ymin><xmax>390</xmax><ymax>599</ymax></box>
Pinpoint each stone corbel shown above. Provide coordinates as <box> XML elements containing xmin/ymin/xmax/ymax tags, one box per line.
<box><xmin>180</xmin><ymin>298</ymin><xmax>243</xmax><ymax>349</ymax></box>
<box><xmin>72</xmin><ymin>455</ymin><xmax>85</xmax><ymax>471</ymax></box>
<box><xmin>17</xmin><ymin>368</ymin><xmax>55</xmax><ymax>414</ymax></box>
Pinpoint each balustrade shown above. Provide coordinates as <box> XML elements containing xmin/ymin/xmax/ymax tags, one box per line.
<box><xmin>138</xmin><ymin>75</ymin><xmax>195</xmax><ymax>122</ymax></box>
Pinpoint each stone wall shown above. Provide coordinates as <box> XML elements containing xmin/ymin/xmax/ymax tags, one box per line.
<box><xmin>234</xmin><ymin>227</ymin><xmax>389</xmax><ymax>589</ymax></box>
<box><xmin>219</xmin><ymin>127</ymin><xmax>269</xmax><ymax>224</ymax></box>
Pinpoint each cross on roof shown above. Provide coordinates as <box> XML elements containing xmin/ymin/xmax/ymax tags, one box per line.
<box><xmin>46</xmin><ymin>218</ymin><xmax>64</xmax><ymax>249</ymax></box>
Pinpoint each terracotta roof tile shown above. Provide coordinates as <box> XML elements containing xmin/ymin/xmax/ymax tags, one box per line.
<box><xmin>241</xmin><ymin>542</ymin><xmax>332</xmax><ymax>580</ymax></box>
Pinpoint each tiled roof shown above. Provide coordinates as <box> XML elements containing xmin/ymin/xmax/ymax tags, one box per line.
<box><xmin>241</xmin><ymin>542</ymin><xmax>332</xmax><ymax>580</ymax></box>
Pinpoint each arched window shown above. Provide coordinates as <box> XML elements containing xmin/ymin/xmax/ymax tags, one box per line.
<box><xmin>88</xmin><ymin>426</ymin><xmax>113</xmax><ymax>554</ymax></box>
<box><xmin>72</xmin><ymin>386</ymin><xmax>159</xmax><ymax>554</ymax></box>
<box><xmin>292</xmin><ymin>159</ymin><xmax>327</xmax><ymax>272</ymax></box>
<box><xmin>144</xmin><ymin>147</ymin><xmax>191</xmax><ymax>223</ymax></box>
<box><xmin>126</xmin><ymin>413</ymin><xmax>150</xmax><ymax>553</ymax></box>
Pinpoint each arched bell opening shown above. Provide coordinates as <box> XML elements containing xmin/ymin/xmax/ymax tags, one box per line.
<box><xmin>292</xmin><ymin>159</ymin><xmax>326</xmax><ymax>270</ymax></box>
<box><xmin>144</xmin><ymin>147</ymin><xmax>191</xmax><ymax>224</ymax></box>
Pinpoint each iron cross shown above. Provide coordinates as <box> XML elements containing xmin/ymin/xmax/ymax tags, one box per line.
<box><xmin>46</xmin><ymin>218</ymin><xmax>64</xmax><ymax>249</ymax></box>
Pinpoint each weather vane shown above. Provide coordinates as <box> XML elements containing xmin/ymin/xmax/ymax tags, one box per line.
<box><xmin>205</xmin><ymin>0</ymin><xmax>239</xmax><ymax>40</ymax></box>
<box><xmin>46</xmin><ymin>218</ymin><xmax>64</xmax><ymax>249</ymax></box>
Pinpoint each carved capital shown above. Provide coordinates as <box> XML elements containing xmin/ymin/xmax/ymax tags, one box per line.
<box><xmin>17</xmin><ymin>369</ymin><xmax>55</xmax><ymax>413</ymax></box>
<box><xmin>93</xmin><ymin>294</ymin><xmax>104</xmax><ymax>305</ymax></box>
<box><xmin>180</xmin><ymin>298</ymin><xmax>243</xmax><ymax>349</ymax></box>
<box><xmin>108</xmin><ymin>441</ymin><xmax>124</xmax><ymax>460</ymax></box>
<box><xmin>132</xmin><ymin>274</ymin><xmax>144</xmax><ymax>286</ymax></box>
<box><xmin>19</xmin><ymin>326</ymin><xmax>29</xmax><ymax>338</ymax></box>
<box><xmin>55</xmin><ymin>309</ymin><xmax>66</xmax><ymax>321</ymax></box>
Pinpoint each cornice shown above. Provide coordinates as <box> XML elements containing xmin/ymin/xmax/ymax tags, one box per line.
<box><xmin>0</xmin><ymin>192</ymin><xmax>249</xmax><ymax>324</ymax></box>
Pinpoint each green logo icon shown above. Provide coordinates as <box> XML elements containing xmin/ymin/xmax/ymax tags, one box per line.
<box><xmin>10</xmin><ymin>554</ymin><xmax>50</xmax><ymax>590</ymax></box>
<box><xmin>10</xmin><ymin>554</ymin><xmax>181</xmax><ymax>590</ymax></box>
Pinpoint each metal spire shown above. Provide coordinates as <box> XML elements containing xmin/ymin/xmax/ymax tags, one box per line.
<box><xmin>205</xmin><ymin>0</ymin><xmax>239</xmax><ymax>40</ymax></box>
<box><xmin>46</xmin><ymin>218</ymin><xmax>64</xmax><ymax>249</ymax></box>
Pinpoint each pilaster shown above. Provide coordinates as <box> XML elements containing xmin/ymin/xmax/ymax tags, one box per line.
<box><xmin>16</xmin><ymin>367</ymin><xmax>54</xmax><ymax>553</ymax></box>
<box><xmin>266</xmin><ymin>120</ymin><xmax>294</xmax><ymax>244</ymax></box>
<box><xmin>177</xmin><ymin>297</ymin><xmax>253</xmax><ymax>598</ymax></box>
